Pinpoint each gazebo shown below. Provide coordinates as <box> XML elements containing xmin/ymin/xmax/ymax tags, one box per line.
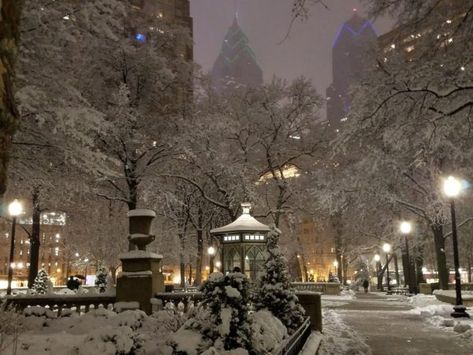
<box><xmin>210</xmin><ymin>203</ymin><xmax>270</xmax><ymax>280</ymax></box>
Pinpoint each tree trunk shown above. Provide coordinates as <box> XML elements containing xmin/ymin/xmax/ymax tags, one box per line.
<box><xmin>342</xmin><ymin>256</ymin><xmax>348</xmax><ymax>285</ymax></box>
<box><xmin>0</xmin><ymin>0</ymin><xmax>22</xmax><ymax>197</ymax></box>
<box><xmin>188</xmin><ymin>263</ymin><xmax>193</xmax><ymax>285</ymax></box>
<box><xmin>376</xmin><ymin>261</ymin><xmax>383</xmax><ymax>291</ymax></box>
<box><xmin>28</xmin><ymin>188</ymin><xmax>41</xmax><ymax>287</ymax></box>
<box><xmin>194</xmin><ymin>228</ymin><xmax>203</xmax><ymax>286</ymax></box>
<box><xmin>109</xmin><ymin>266</ymin><xmax>117</xmax><ymax>285</ymax></box>
<box><xmin>432</xmin><ymin>223</ymin><xmax>449</xmax><ymax>289</ymax></box>
<box><xmin>178</xmin><ymin>232</ymin><xmax>185</xmax><ymax>288</ymax></box>
<box><xmin>330</xmin><ymin>214</ymin><xmax>344</xmax><ymax>283</ymax></box>
<box><xmin>401</xmin><ymin>251</ymin><xmax>409</xmax><ymax>287</ymax></box>
<box><xmin>393</xmin><ymin>253</ymin><xmax>400</xmax><ymax>286</ymax></box>
<box><xmin>467</xmin><ymin>258</ymin><xmax>471</xmax><ymax>283</ymax></box>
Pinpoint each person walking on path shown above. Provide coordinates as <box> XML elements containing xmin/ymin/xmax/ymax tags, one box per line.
<box><xmin>362</xmin><ymin>279</ymin><xmax>369</xmax><ymax>293</ymax></box>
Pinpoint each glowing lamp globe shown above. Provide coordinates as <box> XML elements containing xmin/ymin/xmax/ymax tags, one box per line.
<box><xmin>333</xmin><ymin>260</ymin><xmax>339</xmax><ymax>267</ymax></box>
<box><xmin>374</xmin><ymin>254</ymin><xmax>381</xmax><ymax>262</ymax></box>
<box><xmin>207</xmin><ymin>246</ymin><xmax>216</xmax><ymax>256</ymax></box>
<box><xmin>8</xmin><ymin>199</ymin><xmax>23</xmax><ymax>217</ymax></box>
<box><xmin>443</xmin><ymin>176</ymin><xmax>462</xmax><ymax>198</ymax></box>
<box><xmin>383</xmin><ymin>243</ymin><xmax>391</xmax><ymax>253</ymax></box>
<box><xmin>399</xmin><ymin>221</ymin><xmax>412</xmax><ymax>234</ymax></box>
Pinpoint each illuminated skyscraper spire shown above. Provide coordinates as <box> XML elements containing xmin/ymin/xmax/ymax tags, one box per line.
<box><xmin>211</xmin><ymin>15</ymin><xmax>263</xmax><ymax>91</ymax></box>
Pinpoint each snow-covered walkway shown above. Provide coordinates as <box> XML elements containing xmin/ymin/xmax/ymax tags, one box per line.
<box><xmin>322</xmin><ymin>292</ymin><xmax>472</xmax><ymax>355</ymax></box>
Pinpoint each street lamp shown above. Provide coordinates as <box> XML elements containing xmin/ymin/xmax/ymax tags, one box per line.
<box><xmin>7</xmin><ymin>199</ymin><xmax>23</xmax><ymax>295</ymax></box>
<box><xmin>400</xmin><ymin>221</ymin><xmax>414</xmax><ymax>293</ymax></box>
<box><xmin>208</xmin><ymin>246</ymin><xmax>216</xmax><ymax>274</ymax></box>
<box><xmin>383</xmin><ymin>243</ymin><xmax>392</xmax><ymax>292</ymax></box>
<box><xmin>443</xmin><ymin>176</ymin><xmax>469</xmax><ymax>318</ymax></box>
<box><xmin>333</xmin><ymin>260</ymin><xmax>338</xmax><ymax>276</ymax></box>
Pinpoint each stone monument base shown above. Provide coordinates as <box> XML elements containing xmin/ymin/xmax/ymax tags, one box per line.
<box><xmin>116</xmin><ymin>251</ymin><xmax>164</xmax><ymax>314</ymax></box>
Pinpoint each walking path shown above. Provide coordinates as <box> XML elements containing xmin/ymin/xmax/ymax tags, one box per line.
<box><xmin>323</xmin><ymin>292</ymin><xmax>472</xmax><ymax>355</ymax></box>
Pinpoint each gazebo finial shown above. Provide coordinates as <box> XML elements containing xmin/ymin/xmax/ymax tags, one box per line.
<box><xmin>241</xmin><ymin>202</ymin><xmax>251</xmax><ymax>214</ymax></box>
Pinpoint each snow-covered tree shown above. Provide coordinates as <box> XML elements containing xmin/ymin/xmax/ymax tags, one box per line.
<box><xmin>0</xmin><ymin>0</ymin><xmax>22</xmax><ymax>198</ymax></box>
<box><xmin>95</xmin><ymin>267</ymin><xmax>108</xmax><ymax>293</ymax></box>
<box><xmin>255</xmin><ymin>226</ymin><xmax>305</xmax><ymax>333</ymax></box>
<box><xmin>31</xmin><ymin>269</ymin><xmax>51</xmax><ymax>295</ymax></box>
<box><xmin>199</xmin><ymin>271</ymin><xmax>253</xmax><ymax>352</ymax></box>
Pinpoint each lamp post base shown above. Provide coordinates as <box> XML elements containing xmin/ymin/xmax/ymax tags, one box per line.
<box><xmin>451</xmin><ymin>305</ymin><xmax>470</xmax><ymax>318</ymax></box>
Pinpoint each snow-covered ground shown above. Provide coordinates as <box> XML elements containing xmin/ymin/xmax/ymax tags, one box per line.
<box><xmin>403</xmin><ymin>294</ymin><xmax>473</xmax><ymax>346</ymax></box>
<box><xmin>317</xmin><ymin>309</ymin><xmax>372</xmax><ymax>355</ymax></box>
<box><xmin>321</xmin><ymin>288</ymin><xmax>355</xmax><ymax>308</ymax></box>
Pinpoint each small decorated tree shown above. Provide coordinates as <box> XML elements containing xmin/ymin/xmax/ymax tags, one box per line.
<box><xmin>255</xmin><ymin>225</ymin><xmax>305</xmax><ymax>333</ymax></box>
<box><xmin>31</xmin><ymin>269</ymin><xmax>51</xmax><ymax>295</ymax></box>
<box><xmin>95</xmin><ymin>267</ymin><xmax>108</xmax><ymax>293</ymax></box>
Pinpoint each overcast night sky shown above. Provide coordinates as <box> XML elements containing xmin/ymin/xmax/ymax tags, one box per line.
<box><xmin>190</xmin><ymin>0</ymin><xmax>393</xmax><ymax>95</ymax></box>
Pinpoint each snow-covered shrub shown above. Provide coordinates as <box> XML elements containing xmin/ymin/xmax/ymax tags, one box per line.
<box><xmin>170</xmin><ymin>271</ymin><xmax>254</xmax><ymax>354</ymax></box>
<box><xmin>113</xmin><ymin>310</ymin><xmax>147</xmax><ymax>330</ymax></box>
<box><xmin>31</xmin><ymin>269</ymin><xmax>52</xmax><ymax>295</ymax></box>
<box><xmin>95</xmin><ymin>267</ymin><xmax>108</xmax><ymax>293</ymax></box>
<box><xmin>254</xmin><ymin>226</ymin><xmax>305</xmax><ymax>333</ymax></box>
<box><xmin>78</xmin><ymin>325</ymin><xmax>144</xmax><ymax>355</ymax></box>
<box><xmin>250</xmin><ymin>310</ymin><xmax>287</xmax><ymax>354</ymax></box>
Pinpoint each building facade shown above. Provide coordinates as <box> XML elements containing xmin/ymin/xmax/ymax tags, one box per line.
<box><xmin>326</xmin><ymin>12</ymin><xmax>377</xmax><ymax>133</ymax></box>
<box><xmin>0</xmin><ymin>212</ymin><xmax>87</xmax><ymax>287</ymax></box>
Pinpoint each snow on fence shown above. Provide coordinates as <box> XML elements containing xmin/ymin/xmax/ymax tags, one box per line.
<box><xmin>5</xmin><ymin>294</ymin><xmax>117</xmax><ymax>315</ymax></box>
<box><xmin>291</xmin><ymin>282</ymin><xmax>341</xmax><ymax>295</ymax></box>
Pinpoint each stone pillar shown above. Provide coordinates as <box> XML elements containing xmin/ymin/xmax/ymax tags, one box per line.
<box><xmin>296</xmin><ymin>291</ymin><xmax>322</xmax><ymax>331</ymax></box>
<box><xmin>116</xmin><ymin>209</ymin><xmax>164</xmax><ymax>314</ymax></box>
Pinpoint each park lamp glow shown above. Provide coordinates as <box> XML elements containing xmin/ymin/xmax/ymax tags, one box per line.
<box><xmin>382</xmin><ymin>243</ymin><xmax>391</xmax><ymax>253</ymax></box>
<box><xmin>399</xmin><ymin>221</ymin><xmax>412</xmax><ymax>234</ymax></box>
<box><xmin>215</xmin><ymin>261</ymin><xmax>222</xmax><ymax>268</ymax></box>
<box><xmin>8</xmin><ymin>199</ymin><xmax>23</xmax><ymax>217</ymax></box>
<box><xmin>374</xmin><ymin>254</ymin><xmax>381</xmax><ymax>262</ymax></box>
<box><xmin>207</xmin><ymin>246</ymin><xmax>216</xmax><ymax>256</ymax></box>
<box><xmin>333</xmin><ymin>260</ymin><xmax>338</xmax><ymax>267</ymax></box>
<box><xmin>443</xmin><ymin>176</ymin><xmax>462</xmax><ymax>198</ymax></box>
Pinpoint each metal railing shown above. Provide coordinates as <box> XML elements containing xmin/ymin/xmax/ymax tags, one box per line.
<box><xmin>275</xmin><ymin>317</ymin><xmax>312</xmax><ymax>355</ymax></box>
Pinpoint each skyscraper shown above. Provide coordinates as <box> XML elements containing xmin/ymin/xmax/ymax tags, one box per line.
<box><xmin>211</xmin><ymin>16</ymin><xmax>263</xmax><ymax>91</ymax></box>
<box><xmin>326</xmin><ymin>12</ymin><xmax>377</xmax><ymax>133</ymax></box>
<box><xmin>128</xmin><ymin>0</ymin><xmax>193</xmax><ymax>60</ymax></box>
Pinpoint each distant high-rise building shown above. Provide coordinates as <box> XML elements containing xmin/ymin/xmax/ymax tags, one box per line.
<box><xmin>211</xmin><ymin>16</ymin><xmax>263</xmax><ymax>91</ymax></box>
<box><xmin>128</xmin><ymin>0</ymin><xmax>193</xmax><ymax>60</ymax></box>
<box><xmin>326</xmin><ymin>12</ymin><xmax>377</xmax><ymax>133</ymax></box>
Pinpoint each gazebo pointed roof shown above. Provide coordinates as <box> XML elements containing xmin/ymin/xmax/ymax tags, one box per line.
<box><xmin>210</xmin><ymin>203</ymin><xmax>270</xmax><ymax>234</ymax></box>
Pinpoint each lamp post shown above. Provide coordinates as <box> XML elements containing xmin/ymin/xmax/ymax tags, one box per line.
<box><xmin>400</xmin><ymin>221</ymin><xmax>413</xmax><ymax>293</ymax></box>
<box><xmin>7</xmin><ymin>199</ymin><xmax>23</xmax><ymax>295</ymax></box>
<box><xmin>443</xmin><ymin>176</ymin><xmax>469</xmax><ymax>318</ymax></box>
<box><xmin>333</xmin><ymin>260</ymin><xmax>338</xmax><ymax>279</ymax></box>
<box><xmin>383</xmin><ymin>243</ymin><xmax>392</xmax><ymax>292</ymax></box>
<box><xmin>208</xmin><ymin>246</ymin><xmax>216</xmax><ymax>274</ymax></box>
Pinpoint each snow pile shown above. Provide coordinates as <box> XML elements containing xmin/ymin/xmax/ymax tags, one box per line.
<box><xmin>2</xmin><ymin>306</ymin><xmax>186</xmax><ymax>355</ymax></box>
<box><xmin>300</xmin><ymin>332</ymin><xmax>323</xmax><ymax>355</ymax></box>
<box><xmin>318</xmin><ymin>309</ymin><xmax>372</xmax><ymax>355</ymax></box>
<box><xmin>250</xmin><ymin>310</ymin><xmax>287</xmax><ymax>354</ymax></box>
<box><xmin>403</xmin><ymin>295</ymin><xmax>473</xmax><ymax>347</ymax></box>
